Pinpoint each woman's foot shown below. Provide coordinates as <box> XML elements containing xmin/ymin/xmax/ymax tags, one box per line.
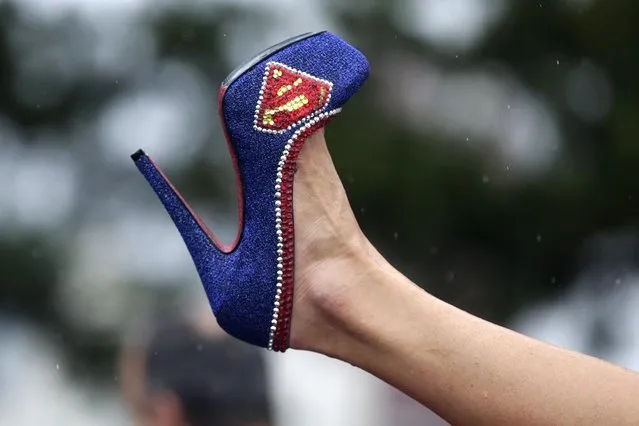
<box><xmin>131</xmin><ymin>32</ymin><xmax>370</xmax><ymax>351</ymax></box>
<box><xmin>288</xmin><ymin>128</ymin><xmax>383</xmax><ymax>353</ymax></box>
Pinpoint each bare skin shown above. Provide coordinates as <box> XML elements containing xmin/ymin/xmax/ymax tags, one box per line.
<box><xmin>289</xmin><ymin>128</ymin><xmax>639</xmax><ymax>426</ymax></box>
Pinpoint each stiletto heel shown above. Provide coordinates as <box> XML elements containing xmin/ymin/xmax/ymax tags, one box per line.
<box><xmin>132</xmin><ymin>31</ymin><xmax>369</xmax><ymax>351</ymax></box>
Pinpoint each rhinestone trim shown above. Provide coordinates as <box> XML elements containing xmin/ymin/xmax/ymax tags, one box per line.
<box><xmin>267</xmin><ymin>108</ymin><xmax>342</xmax><ymax>351</ymax></box>
<box><xmin>254</xmin><ymin>62</ymin><xmax>333</xmax><ymax>135</ymax></box>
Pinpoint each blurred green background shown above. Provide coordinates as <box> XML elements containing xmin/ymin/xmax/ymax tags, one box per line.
<box><xmin>1</xmin><ymin>0</ymin><xmax>638</xmax><ymax>424</ymax></box>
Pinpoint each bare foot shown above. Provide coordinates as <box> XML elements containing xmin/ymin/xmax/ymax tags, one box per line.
<box><xmin>289</xmin><ymin>128</ymin><xmax>381</xmax><ymax>353</ymax></box>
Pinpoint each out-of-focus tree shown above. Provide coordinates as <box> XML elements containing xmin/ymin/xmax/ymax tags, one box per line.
<box><xmin>1</xmin><ymin>0</ymin><xmax>639</xmax><ymax>382</ymax></box>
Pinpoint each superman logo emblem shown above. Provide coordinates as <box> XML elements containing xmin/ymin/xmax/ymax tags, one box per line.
<box><xmin>254</xmin><ymin>62</ymin><xmax>333</xmax><ymax>134</ymax></box>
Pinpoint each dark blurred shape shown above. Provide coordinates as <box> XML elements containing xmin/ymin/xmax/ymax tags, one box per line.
<box><xmin>121</xmin><ymin>311</ymin><xmax>272</xmax><ymax>426</ymax></box>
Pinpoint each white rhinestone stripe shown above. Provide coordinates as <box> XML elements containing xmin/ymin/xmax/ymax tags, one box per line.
<box><xmin>267</xmin><ymin>107</ymin><xmax>342</xmax><ymax>351</ymax></box>
<box><xmin>254</xmin><ymin>62</ymin><xmax>334</xmax><ymax>135</ymax></box>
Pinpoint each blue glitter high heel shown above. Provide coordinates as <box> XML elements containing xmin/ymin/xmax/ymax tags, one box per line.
<box><xmin>131</xmin><ymin>32</ymin><xmax>369</xmax><ymax>351</ymax></box>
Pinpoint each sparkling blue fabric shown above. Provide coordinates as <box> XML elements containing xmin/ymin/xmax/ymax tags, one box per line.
<box><xmin>132</xmin><ymin>32</ymin><xmax>369</xmax><ymax>348</ymax></box>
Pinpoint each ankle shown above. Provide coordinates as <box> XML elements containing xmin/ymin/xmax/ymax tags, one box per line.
<box><xmin>291</xmin><ymin>236</ymin><xmax>391</xmax><ymax>353</ymax></box>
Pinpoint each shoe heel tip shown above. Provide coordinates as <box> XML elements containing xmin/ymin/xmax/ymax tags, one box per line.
<box><xmin>131</xmin><ymin>149</ymin><xmax>146</xmax><ymax>162</ymax></box>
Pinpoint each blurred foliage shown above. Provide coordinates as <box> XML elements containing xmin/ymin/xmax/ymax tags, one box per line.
<box><xmin>2</xmin><ymin>0</ymin><xmax>639</xmax><ymax>382</ymax></box>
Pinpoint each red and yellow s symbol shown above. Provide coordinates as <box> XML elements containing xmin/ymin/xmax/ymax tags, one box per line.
<box><xmin>255</xmin><ymin>63</ymin><xmax>332</xmax><ymax>133</ymax></box>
